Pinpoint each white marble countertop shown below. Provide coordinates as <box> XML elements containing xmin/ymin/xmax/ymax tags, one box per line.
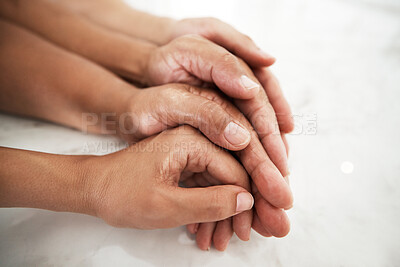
<box><xmin>1</xmin><ymin>0</ymin><xmax>399</xmax><ymax>266</ymax></box>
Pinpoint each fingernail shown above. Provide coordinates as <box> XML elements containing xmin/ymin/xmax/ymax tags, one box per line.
<box><xmin>240</xmin><ymin>75</ymin><xmax>260</xmax><ymax>91</ymax></box>
<box><xmin>236</xmin><ymin>192</ymin><xmax>254</xmax><ymax>213</ymax></box>
<box><xmin>224</xmin><ymin>122</ymin><xmax>251</xmax><ymax>146</ymax></box>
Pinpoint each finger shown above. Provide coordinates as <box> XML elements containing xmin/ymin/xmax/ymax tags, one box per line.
<box><xmin>172</xmin><ymin>185</ymin><xmax>253</xmax><ymax>224</ymax></box>
<box><xmin>254</xmin><ymin>192</ymin><xmax>291</xmax><ymax>238</ymax></box>
<box><xmin>193</xmin><ymin>173</ymin><xmax>212</xmax><ymax>187</ymax></box>
<box><xmin>140</xmin><ymin>85</ymin><xmax>252</xmax><ymax>151</ymax></box>
<box><xmin>181</xmin><ymin>177</ymin><xmax>198</xmax><ymax>188</ymax></box>
<box><xmin>196</xmin><ymin>222</ymin><xmax>217</xmax><ymax>250</ymax></box>
<box><xmin>213</xmin><ymin>218</ymin><xmax>233</xmax><ymax>251</ymax></box>
<box><xmin>254</xmin><ymin>68</ymin><xmax>294</xmax><ymax>133</ymax></box>
<box><xmin>181</xmin><ymin>144</ymin><xmax>247</xmax><ymax>243</ymax></box>
<box><xmin>191</xmin><ymin>88</ymin><xmax>292</xmax><ymax>209</ymax></box>
<box><xmin>234</xmin><ymin>90</ymin><xmax>290</xmax><ymax>178</ymax></box>
<box><xmin>183</xmin><ymin>131</ymin><xmax>253</xmax><ymax>241</ymax></box>
<box><xmin>202</xmin><ymin>18</ymin><xmax>276</xmax><ymax>67</ymax></box>
<box><xmin>231</xmin><ymin>60</ymin><xmax>290</xmax><ymax>178</ymax></box>
<box><xmin>170</xmin><ymin>35</ymin><xmax>261</xmax><ymax>99</ymax></box>
<box><xmin>252</xmin><ymin>212</ymin><xmax>272</xmax><ymax>237</ymax></box>
<box><xmin>237</xmin><ymin>130</ymin><xmax>292</xmax><ymax>209</ymax></box>
<box><xmin>250</xmin><ymin>182</ymin><xmax>273</xmax><ymax>236</ymax></box>
<box><xmin>187</xmin><ymin>223</ymin><xmax>199</xmax><ymax>234</ymax></box>
<box><xmin>166</xmin><ymin>128</ymin><xmax>253</xmax><ymax>225</ymax></box>
<box><xmin>282</xmin><ymin>133</ymin><xmax>289</xmax><ymax>157</ymax></box>
<box><xmin>201</xmin><ymin>171</ymin><xmax>222</xmax><ymax>186</ymax></box>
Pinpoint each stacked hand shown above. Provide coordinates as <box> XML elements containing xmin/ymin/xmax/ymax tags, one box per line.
<box><xmin>0</xmin><ymin>0</ymin><xmax>294</xmax><ymax>251</ymax></box>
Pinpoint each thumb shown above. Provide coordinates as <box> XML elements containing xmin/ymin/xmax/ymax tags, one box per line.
<box><xmin>171</xmin><ymin>185</ymin><xmax>254</xmax><ymax>225</ymax></box>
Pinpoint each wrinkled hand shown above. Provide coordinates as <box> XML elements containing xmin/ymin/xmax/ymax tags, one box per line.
<box><xmin>142</xmin><ymin>34</ymin><xmax>293</xmax><ymax>242</ymax></box>
<box><xmin>168</xmin><ymin>18</ymin><xmax>276</xmax><ymax>67</ymax></box>
<box><xmin>144</xmin><ymin>34</ymin><xmax>290</xmax><ymax>180</ymax></box>
<box><xmin>164</xmin><ymin>18</ymin><xmax>296</xmax><ymax>240</ymax></box>
<box><xmin>167</xmin><ymin>17</ymin><xmax>294</xmax><ymax>134</ymax></box>
<box><xmin>105</xmin><ymin>83</ymin><xmax>292</xmax><ymax>249</ymax></box>
<box><xmin>81</xmin><ymin>126</ymin><xmax>254</xmax><ymax>233</ymax></box>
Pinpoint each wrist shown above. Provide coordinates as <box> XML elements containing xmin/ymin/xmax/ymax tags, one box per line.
<box><xmin>0</xmin><ymin>148</ymin><xmax>97</xmax><ymax>215</ymax></box>
<box><xmin>75</xmin><ymin>155</ymin><xmax>105</xmax><ymax>217</ymax></box>
<box><xmin>113</xmin><ymin>86</ymin><xmax>144</xmax><ymax>142</ymax></box>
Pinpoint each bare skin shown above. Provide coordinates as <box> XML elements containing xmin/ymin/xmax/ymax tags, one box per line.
<box><xmin>0</xmin><ymin>126</ymin><xmax>255</xmax><ymax>230</ymax></box>
<box><xmin>49</xmin><ymin>0</ymin><xmax>294</xmax><ymax>133</ymax></box>
<box><xmin>0</xmin><ymin>0</ymin><xmax>296</xmax><ymax>249</ymax></box>
<box><xmin>0</xmin><ymin>20</ymin><xmax>291</xmax><ymax>250</ymax></box>
<box><xmin>0</xmin><ymin>0</ymin><xmax>291</xmax><ymax>177</ymax></box>
<box><xmin>57</xmin><ymin>0</ymin><xmax>295</xmax><ymax>246</ymax></box>
<box><xmin>0</xmin><ymin>0</ymin><xmax>294</xmax><ymax>247</ymax></box>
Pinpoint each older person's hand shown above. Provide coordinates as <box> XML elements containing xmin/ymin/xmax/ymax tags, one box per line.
<box><xmin>48</xmin><ymin>0</ymin><xmax>295</xmax><ymax>136</ymax></box>
<box><xmin>0</xmin><ymin>0</ymin><xmax>295</xmax><ymax>247</ymax></box>
<box><xmin>108</xmin><ymin>82</ymin><xmax>292</xmax><ymax>248</ymax></box>
<box><xmin>0</xmin><ymin>20</ymin><xmax>284</xmax><ymax>250</ymax></box>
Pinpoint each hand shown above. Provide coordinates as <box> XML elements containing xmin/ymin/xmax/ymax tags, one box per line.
<box><xmin>82</xmin><ymin>126</ymin><xmax>253</xmax><ymax>239</ymax></box>
<box><xmin>107</xmin><ymin>83</ymin><xmax>292</xmax><ymax>248</ymax></box>
<box><xmin>10</xmin><ymin>1</ymin><xmax>294</xmax><ymax>139</ymax></box>
<box><xmin>0</xmin><ymin>1</ymin><xmax>294</xmax><ymax>244</ymax></box>
<box><xmin>159</xmin><ymin>18</ymin><xmax>296</xmax><ymax>238</ymax></box>
<box><xmin>141</xmin><ymin>35</ymin><xmax>292</xmax><ymax>240</ymax></box>
<box><xmin>168</xmin><ymin>17</ymin><xmax>275</xmax><ymax>67</ymax></box>
<box><xmin>144</xmin><ymin>34</ymin><xmax>289</xmax><ymax>180</ymax></box>
<box><xmin>167</xmin><ymin>17</ymin><xmax>295</xmax><ymax>135</ymax></box>
<box><xmin>27</xmin><ymin>1</ymin><xmax>294</xmax><ymax>138</ymax></box>
<box><xmin>0</xmin><ymin>21</ymin><xmax>255</xmax><ymax>250</ymax></box>
<box><xmin>0</xmin><ymin>127</ymin><xmax>254</xmax><ymax>250</ymax></box>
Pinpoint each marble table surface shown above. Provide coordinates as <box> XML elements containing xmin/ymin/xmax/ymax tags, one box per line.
<box><xmin>1</xmin><ymin>0</ymin><xmax>399</xmax><ymax>266</ymax></box>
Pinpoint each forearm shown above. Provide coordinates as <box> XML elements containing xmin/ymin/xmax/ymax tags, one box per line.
<box><xmin>52</xmin><ymin>0</ymin><xmax>175</xmax><ymax>45</ymax></box>
<box><xmin>0</xmin><ymin>147</ymin><xmax>94</xmax><ymax>215</ymax></box>
<box><xmin>0</xmin><ymin>0</ymin><xmax>156</xmax><ymax>82</ymax></box>
<box><xmin>0</xmin><ymin>20</ymin><xmax>136</xmax><ymax>134</ymax></box>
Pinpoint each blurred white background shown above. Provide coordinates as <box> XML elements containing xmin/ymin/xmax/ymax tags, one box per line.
<box><xmin>0</xmin><ymin>0</ymin><xmax>399</xmax><ymax>266</ymax></box>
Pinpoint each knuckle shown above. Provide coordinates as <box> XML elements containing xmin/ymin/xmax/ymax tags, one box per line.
<box><xmin>180</xmin><ymin>124</ymin><xmax>201</xmax><ymax>137</ymax></box>
<box><xmin>140</xmin><ymin>191</ymin><xmax>174</xmax><ymax>227</ymax></box>
<box><xmin>220</xmin><ymin>52</ymin><xmax>239</xmax><ymax>67</ymax></box>
<box><xmin>248</xmin><ymin>159</ymin><xmax>269</xmax><ymax>183</ymax></box>
<box><xmin>196</xmin><ymin>100</ymin><xmax>230</xmax><ymax>135</ymax></box>
<box><xmin>167</xmin><ymin>125</ymin><xmax>204</xmax><ymax>148</ymax></box>
<box><xmin>159</xmin><ymin>84</ymin><xmax>180</xmax><ymax>98</ymax></box>
<box><xmin>159</xmin><ymin>84</ymin><xmax>191</xmax><ymax>105</ymax></box>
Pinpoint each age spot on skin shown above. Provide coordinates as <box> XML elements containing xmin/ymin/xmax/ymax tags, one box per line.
<box><xmin>340</xmin><ymin>161</ymin><xmax>354</xmax><ymax>174</ymax></box>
